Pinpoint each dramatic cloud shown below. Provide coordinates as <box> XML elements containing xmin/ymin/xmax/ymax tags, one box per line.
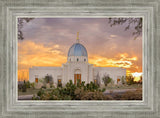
<box><xmin>18</xmin><ymin>18</ymin><xmax>142</xmax><ymax>81</ymax></box>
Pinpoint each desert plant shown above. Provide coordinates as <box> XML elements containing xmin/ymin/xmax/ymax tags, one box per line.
<box><xmin>102</xmin><ymin>75</ymin><xmax>112</xmax><ymax>86</ymax></box>
<box><xmin>50</xmin><ymin>83</ymin><xmax>55</xmax><ymax>88</ymax></box>
<box><xmin>126</xmin><ymin>75</ymin><xmax>136</xmax><ymax>85</ymax></box>
<box><xmin>32</xmin><ymin>95</ymin><xmax>40</xmax><ymax>100</ymax></box>
<box><xmin>18</xmin><ymin>84</ymin><xmax>23</xmax><ymax>90</ymax></box>
<box><xmin>76</xmin><ymin>79</ymin><xmax>81</xmax><ymax>87</ymax></box>
<box><xmin>30</xmin><ymin>82</ymin><xmax>35</xmax><ymax>89</ymax></box>
<box><xmin>22</xmin><ymin>80</ymin><xmax>27</xmax><ymax>92</ymax></box>
<box><xmin>26</xmin><ymin>81</ymin><xmax>31</xmax><ymax>88</ymax></box>
<box><xmin>44</xmin><ymin>75</ymin><xmax>53</xmax><ymax>83</ymax></box>
<box><xmin>37</xmin><ymin>88</ymin><xmax>45</xmax><ymax>97</ymax></box>
<box><xmin>35</xmin><ymin>80</ymin><xmax>110</xmax><ymax>100</ymax></box>
<box><xmin>121</xmin><ymin>76</ymin><xmax>126</xmax><ymax>85</ymax></box>
<box><xmin>86</xmin><ymin>81</ymin><xmax>99</xmax><ymax>92</ymax></box>
<box><xmin>41</xmin><ymin>86</ymin><xmax>46</xmax><ymax>89</ymax></box>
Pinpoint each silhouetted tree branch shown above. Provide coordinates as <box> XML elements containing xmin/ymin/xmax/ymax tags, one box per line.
<box><xmin>108</xmin><ymin>18</ymin><xmax>142</xmax><ymax>40</ymax></box>
<box><xmin>18</xmin><ymin>18</ymin><xmax>34</xmax><ymax>40</ymax></box>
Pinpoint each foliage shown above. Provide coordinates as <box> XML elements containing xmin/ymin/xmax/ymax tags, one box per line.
<box><xmin>34</xmin><ymin>80</ymin><xmax>107</xmax><ymax>100</ymax></box>
<box><xmin>18</xmin><ymin>18</ymin><xmax>34</xmax><ymax>40</ymax></box>
<box><xmin>18</xmin><ymin>84</ymin><xmax>23</xmax><ymax>90</ymax></box>
<box><xmin>126</xmin><ymin>75</ymin><xmax>136</xmax><ymax>85</ymax></box>
<box><xmin>102</xmin><ymin>75</ymin><xmax>112</xmax><ymax>86</ymax></box>
<box><xmin>26</xmin><ymin>81</ymin><xmax>31</xmax><ymax>88</ymax></box>
<box><xmin>18</xmin><ymin>81</ymin><xmax>31</xmax><ymax>92</ymax></box>
<box><xmin>30</xmin><ymin>82</ymin><xmax>35</xmax><ymax>89</ymax></box>
<box><xmin>37</xmin><ymin>88</ymin><xmax>45</xmax><ymax>96</ymax></box>
<box><xmin>32</xmin><ymin>94</ymin><xmax>40</xmax><ymax>100</ymax></box>
<box><xmin>108</xmin><ymin>18</ymin><xmax>142</xmax><ymax>40</ymax></box>
<box><xmin>41</xmin><ymin>86</ymin><xmax>46</xmax><ymax>89</ymax></box>
<box><xmin>76</xmin><ymin>79</ymin><xmax>81</xmax><ymax>87</ymax></box>
<box><xmin>50</xmin><ymin>83</ymin><xmax>55</xmax><ymax>88</ymax></box>
<box><xmin>44</xmin><ymin>75</ymin><xmax>53</xmax><ymax>84</ymax></box>
<box><xmin>57</xmin><ymin>82</ymin><xmax>62</xmax><ymax>88</ymax></box>
<box><xmin>121</xmin><ymin>76</ymin><xmax>126</xmax><ymax>85</ymax></box>
<box><xmin>33</xmin><ymin>80</ymin><xmax>142</xmax><ymax>100</ymax></box>
<box><xmin>22</xmin><ymin>80</ymin><xmax>27</xmax><ymax>92</ymax></box>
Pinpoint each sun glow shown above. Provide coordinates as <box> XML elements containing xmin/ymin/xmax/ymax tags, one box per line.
<box><xmin>131</xmin><ymin>72</ymin><xmax>143</xmax><ymax>82</ymax></box>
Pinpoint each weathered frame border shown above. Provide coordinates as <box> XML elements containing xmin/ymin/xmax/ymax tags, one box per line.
<box><xmin>0</xmin><ymin>0</ymin><xmax>159</xmax><ymax>118</ymax></box>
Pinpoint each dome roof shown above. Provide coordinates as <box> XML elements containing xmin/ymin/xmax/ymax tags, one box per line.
<box><xmin>68</xmin><ymin>43</ymin><xmax>88</xmax><ymax>57</ymax></box>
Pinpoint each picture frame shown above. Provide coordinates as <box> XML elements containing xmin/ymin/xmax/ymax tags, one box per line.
<box><xmin>0</xmin><ymin>0</ymin><xmax>159</xmax><ymax>117</ymax></box>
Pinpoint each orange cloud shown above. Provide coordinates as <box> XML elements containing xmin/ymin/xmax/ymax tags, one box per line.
<box><xmin>89</xmin><ymin>53</ymin><xmax>141</xmax><ymax>74</ymax></box>
<box><xmin>110</xmin><ymin>35</ymin><xmax>117</xmax><ymax>38</ymax></box>
<box><xmin>18</xmin><ymin>40</ymin><xmax>67</xmax><ymax>81</ymax></box>
<box><xmin>18</xmin><ymin>41</ymin><xmax>142</xmax><ymax>81</ymax></box>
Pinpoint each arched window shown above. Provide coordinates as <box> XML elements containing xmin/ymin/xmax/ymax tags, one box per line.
<box><xmin>77</xmin><ymin>58</ymin><xmax>79</xmax><ymax>62</ymax></box>
<box><xmin>84</xmin><ymin>59</ymin><xmax>86</xmax><ymax>62</ymax></box>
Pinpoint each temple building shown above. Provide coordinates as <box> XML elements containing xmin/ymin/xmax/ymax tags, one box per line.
<box><xmin>29</xmin><ymin>33</ymin><xmax>126</xmax><ymax>87</ymax></box>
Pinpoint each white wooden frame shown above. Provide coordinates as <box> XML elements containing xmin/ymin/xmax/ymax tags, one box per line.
<box><xmin>0</xmin><ymin>0</ymin><xmax>159</xmax><ymax>117</ymax></box>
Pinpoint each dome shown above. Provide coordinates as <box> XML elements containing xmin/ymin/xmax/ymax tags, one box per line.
<box><xmin>68</xmin><ymin>43</ymin><xmax>88</xmax><ymax>57</ymax></box>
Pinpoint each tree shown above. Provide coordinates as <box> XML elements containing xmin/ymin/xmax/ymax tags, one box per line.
<box><xmin>121</xmin><ymin>76</ymin><xmax>126</xmax><ymax>85</ymax></box>
<box><xmin>95</xmin><ymin>73</ymin><xmax>101</xmax><ymax>86</ymax></box>
<box><xmin>44</xmin><ymin>74</ymin><xmax>53</xmax><ymax>83</ymax></box>
<box><xmin>108</xmin><ymin>18</ymin><xmax>142</xmax><ymax>40</ymax></box>
<box><xmin>126</xmin><ymin>75</ymin><xmax>135</xmax><ymax>85</ymax></box>
<box><xmin>26</xmin><ymin>81</ymin><xmax>31</xmax><ymax>88</ymax></box>
<box><xmin>102</xmin><ymin>75</ymin><xmax>112</xmax><ymax>86</ymax></box>
<box><xmin>18</xmin><ymin>18</ymin><xmax>34</xmax><ymax>40</ymax></box>
<box><xmin>22</xmin><ymin>80</ymin><xmax>27</xmax><ymax>92</ymax></box>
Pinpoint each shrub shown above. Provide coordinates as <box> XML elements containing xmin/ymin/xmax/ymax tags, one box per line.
<box><xmin>22</xmin><ymin>80</ymin><xmax>27</xmax><ymax>92</ymax></box>
<box><xmin>102</xmin><ymin>75</ymin><xmax>112</xmax><ymax>86</ymax></box>
<box><xmin>126</xmin><ymin>75</ymin><xmax>136</xmax><ymax>85</ymax></box>
<box><xmin>34</xmin><ymin>79</ymin><xmax>142</xmax><ymax>100</ymax></box>
<box><xmin>26</xmin><ymin>81</ymin><xmax>31</xmax><ymax>88</ymax></box>
<box><xmin>76</xmin><ymin>79</ymin><xmax>81</xmax><ymax>87</ymax></box>
<box><xmin>44</xmin><ymin>75</ymin><xmax>53</xmax><ymax>83</ymax></box>
<box><xmin>41</xmin><ymin>86</ymin><xmax>46</xmax><ymax>89</ymax></box>
<box><xmin>35</xmin><ymin>80</ymin><xmax>108</xmax><ymax>100</ymax></box>
<box><xmin>37</xmin><ymin>88</ymin><xmax>44</xmax><ymax>97</ymax></box>
<box><xmin>57</xmin><ymin>82</ymin><xmax>62</xmax><ymax>88</ymax></box>
<box><xmin>30</xmin><ymin>82</ymin><xmax>35</xmax><ymax>89</ymax></box>
<box><xmin>101</xmin><ymin>88</ymin><xmax>106</xmax><ymax>92</ymax></box>
<box><xmin>50</xmin><ymin>83</ymin><xmax>55</xmax><ymax>88</ymax></box>
<box><xmin>121</xmin><ymin>76</ymin><xmax>126</xmax><ymax>85</ymax></box>
<box><xmin>86</xmin><ymin>81</ymin><xmax>99</xmax><ymax>92</ymax></box>
<box><xmin>18</xmin><ymin>84</ymin><xmax>23</xmax><ymax>90</ymax></box>
<box><xmin>74</xmin><ymin>87</ymin><xmax>85</xmax><ymax>100</ymax></box>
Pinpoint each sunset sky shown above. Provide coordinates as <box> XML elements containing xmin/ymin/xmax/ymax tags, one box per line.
<box><xmin>18</xmin><ymin>18</ymin><xmax>142</xmax><ymax>81</ymax></box>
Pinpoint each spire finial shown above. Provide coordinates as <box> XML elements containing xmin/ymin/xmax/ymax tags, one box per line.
<box><xmin>77</xmin><ymin>32</ymin><xmax>79</xmax><ymax>39</ymax></box>
<box><xmin>76</xmin><ymin>32</ymin><xmax>79</xmax><ymax>43</ymax></box>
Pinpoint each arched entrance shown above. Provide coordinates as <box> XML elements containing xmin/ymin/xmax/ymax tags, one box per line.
<box><xmin>74</xmin><ymin>69</ymin><xmax>81</xmax><ymax>84</ymax></box>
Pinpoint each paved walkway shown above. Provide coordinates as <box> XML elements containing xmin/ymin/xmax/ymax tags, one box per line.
<box><xmin>104</xmin><ymin>89</ymin><xmax>137</xmax><ymax>95</ymax></box>
<box><xmin>18</xmin><ymin>95</ymin><xmax>33</xmax><ymax>100</ymax></box>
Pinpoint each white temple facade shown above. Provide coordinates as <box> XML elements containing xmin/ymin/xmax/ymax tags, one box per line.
<box><xmin>29</xmin><ymin>33</ymin><xmax>126</xmax><ymax>86</ymax></box>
